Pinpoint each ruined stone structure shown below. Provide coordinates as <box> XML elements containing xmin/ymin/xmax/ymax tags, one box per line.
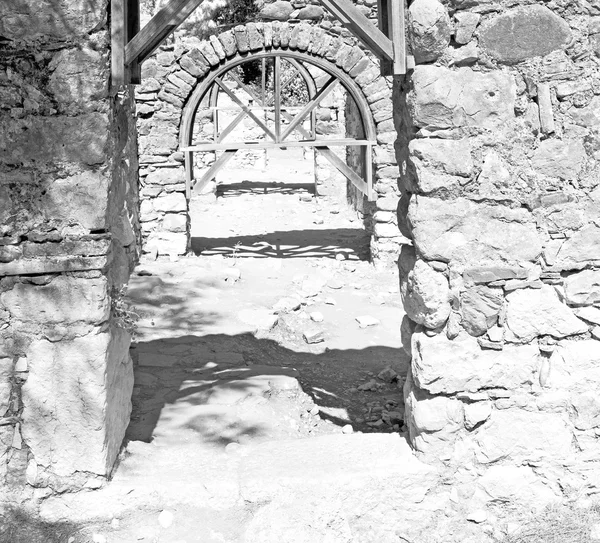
<box><xmin>0</xmin><ymin>0</ymin><xmax>599</xmax><ymax>514</ymax></box>
<box><xmin>400</xmin><ymin>0</ymin><xmax>600</xmax><ymax>503</ymax></box>
<box><xmin>0</xmin><ymin>2</ymin><xmax>140</xmax><ymax>492</ymax></box>
<box><xmin>136</xmin><ymin>21</ymin><xmax>403</xmax><ymax>266</ymax></box>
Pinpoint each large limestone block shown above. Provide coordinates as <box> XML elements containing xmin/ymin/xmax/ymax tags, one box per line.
<box><xmin>506</xmin><ymin>285</ymin><xmax>588</xmax><ymax>342</ymax></box>
<box><xmin>564</xmin><ymin>269</ymin><xmax>600</xmax><ymax>306</ymax></box>
<box><xmin>532</xmin><ymin>139</ymin><xmax>587</xmax><ymax>180</ymax></box>
<box><xmin>408</xmin><ymin>66</ymin><xmax>515</xmax><ymax>130</ymax></box>
<box><xmin>409</xmin><ymin>138</ymin><xmax>473</xmax><ymax>177</ymax></box>
<box><xmin>48</xmin><ymin>47</ymin><xmax>108</xmax><ymax>112</ymax></box>
<box><xmin>0</xmin><ymin>0</ymin><xmax>106</xmax><ymax>41</ymax></box>
<box><xmin>146</xmin><ymin>231</ymin><xmax>188</xmax><ymax>256</ymax></box>
<box><xmin>408</xmin><ymin>0</ymin><xmax>451</xmax><ymax>63</ymax></box>
<box><xmin>475</xmin><ymin>409</ymin><xmax>573</xmax><ymax>464</ymax></box>
<box><xmin>479</xmin><ymin>466</ymin><xmax>559</xmax><ymax>509</ymax></box>
<box><xmin>479</xmin><ymin>5</ymin><xmax>571</xmax><ymax>64</ymax></box>
<box><xmin>548</xmin><ymin>340</ymin><xmax>600</xmax><ymax>392</ymax></box>
<box><xmin>0</xmin><ymin>358</ymin><xmax>12</xmax><ymax>416</ymax></box>
<box><xmin>43</xmin><ymin>171</ymin><xmax>110</xmax><ymax>231</ymax></box>
<box><xmin>406</xmin><ymin>386</ymin><xmax>463</xmax><ymax>433</ymax></box>
<box><xmin>21</xmin><ymin>328</ymin><xmax>133</xmax><ymax>478</ymax></box>
<box><xmin>555</xmin><ymin>224</ymin><xmax>600</xmax><ymax>269</ymax></box>
<box><xmin>401</xmin><ymin>258</ymin><xmax>451</xmax><ymax>329</ymax></box>
<box><xmin>460</xmin><ymin>286</ymin><xmax>503</xmax><ymax>336</ymax></box>
<box><xmin>412</xmin><ymin>332</ymin><xmax>539</xmax><ymax>394</ymax></box>
<box><xmin>0</xmin><ymin>275</ymin><xmax>110</xmax><ymax>325</ymax></box>
<box><xmin>408</xmin><ymin>196</ymin><xmax>541</xmax><ymax>265</ymax></box>
<box><xmin>0</xmin><ymin>113</ymin><xmax>108</xmax><ymax>166</ymax></box>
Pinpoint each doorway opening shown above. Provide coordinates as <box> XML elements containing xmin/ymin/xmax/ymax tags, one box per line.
<box><xmin>179</xmin><ymin>51</ymin><xmax>377</xmax><ymax>261</ymax></box>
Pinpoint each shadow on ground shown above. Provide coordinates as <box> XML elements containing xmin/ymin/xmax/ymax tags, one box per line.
<box><xmin>127</xmin><ymin>332</ymin><xmax>407</xmax><ymax>447</ymax></box>
<box><xmin>0</xmin><ymin>505</ymin><xmax>84</xmax><ymax>543</ymax></box>
<box><xmin>217</xmin><ymin>180</ymin><xmax>316</xmax><ymax>197</ymax></box>
<box><xmin>191</xmin><ymin>228</ymin><xmax>371</xmax><ymax>260</ymax></box>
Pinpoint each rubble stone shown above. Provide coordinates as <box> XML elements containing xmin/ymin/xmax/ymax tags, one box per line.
<box><xmin>479</xmin><ymin>5</ymin><xmax>571</xmax><ymax>63</ymax></box>
<box><xmin>408</xmin><ymin>0</ymin><xmax>451</xmax><ymax>63</ymax></box>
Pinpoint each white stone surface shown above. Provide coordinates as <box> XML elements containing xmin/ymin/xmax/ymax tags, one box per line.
<box><xmin>1</xmin><ymin>275</ymin><xmax>110</xmax><ymax>325</ymax></box>
<box><xmin>506</xmin><ymin>285</ymin><xmax>587</xmax><ymax>342</ymax></box>
<box><xmin>412</xmin><ymin>332</ymin><xmax>539</xmax><ymax>394</ymax></box>
<box><xmin>402</xmin><ymin>259</ymin><xmax>451</xmax><ymax>329</ymax></box>
<box><xmin>21</xmin><ymin>328</ymin><xmax>133</xmax><ymax>477</ymax></box>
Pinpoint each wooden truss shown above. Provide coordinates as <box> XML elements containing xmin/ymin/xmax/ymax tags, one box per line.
<box><xmin>111</xmin><ymin>0</ymin><xmax>411</xmax><ymax>85</ymax></box>
<box><xmin>181</xmin><ymin>54</ymin><xmax>377</xmax><ymax>200</ymax></box>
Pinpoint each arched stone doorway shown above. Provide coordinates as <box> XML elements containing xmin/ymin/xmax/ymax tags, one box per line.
<box><xmin>137</xmin><ymin>22</ymin><xmax>404</xmax><ymax>267</ymax></box>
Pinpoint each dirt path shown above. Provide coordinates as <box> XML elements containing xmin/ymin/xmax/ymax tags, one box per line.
<box><xmin>30</xmin><ymin>154</ymin><xmax>483</xmax><ymax>543</ymax></box>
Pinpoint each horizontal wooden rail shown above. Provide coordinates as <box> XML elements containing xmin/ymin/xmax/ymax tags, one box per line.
<box><xmin>182</xmin><ymin>139</ymin><xmax>375</xmax><ymax>152</ymax></box>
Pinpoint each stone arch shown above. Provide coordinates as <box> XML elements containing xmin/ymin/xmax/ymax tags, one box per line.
<box><xmin>137</xmin><ymin>22</ymin><xmax>403</xmax><ymax>266</ymax></box>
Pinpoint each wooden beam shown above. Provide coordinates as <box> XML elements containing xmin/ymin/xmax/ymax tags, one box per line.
<box><xmin>111</xmin><ymin>0</ymin><xmax>127</xmax><ymax>86</ymax></box>
<box><xmin>389</xmin><ymin>0</ymin><xmax>406</xmax><ymax>75</ymax></box>
<box><xmin>280</xmin><ymin>76</ymin><xmax>338</xmax><ymax>141</ymax></box>
<box><xmin>316</xmin><ymin>146</ymin><xmax>375</xmax><ymax>199</ymax></box>
<box><xmin>274</xmin><ymin>55</ymin><xmax>281</xmax><ymax>142</ymax></box>
<box><xmin>214</xmin><ymin>78</ymin><xmax>277</xmax><ymax>141</ymax></box>
<box><xmin>127</xmin><ymin>0</ymin><xmax>141</xmax><ymax>83</ymax></box>
<box><xmin>125</xmin><ymin>0</ymin><xmax>205</xmax><ymax>65</ymax></box>
<box><xmin>192</xmin><ymin>150</ymin><xmax>237</xmax><ymax>192</ymax></box>
<box><xmin>320</xmin><ymin>0</ymin><xmax>394</xmax><ymax>61</ymax></box>
<box><xmin>182</xmin><ymin>139</ymin><xmax>375</xmax><ymax>151</ymax></box>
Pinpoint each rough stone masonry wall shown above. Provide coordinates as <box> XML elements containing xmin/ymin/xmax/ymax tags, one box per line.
<box><xmin>0</xmin><ymin>0</ymin><xmax>138</xmax><ymax>494</ymax></box>
<box><xmin>137</xmin><ymin>22</ymin><xmax>403</xmax><ymax>266</ymax></box>
<box><xmin>399</xmin><ymin>0</ymin><xmax>600</xmax><ymax>507</ymax></box>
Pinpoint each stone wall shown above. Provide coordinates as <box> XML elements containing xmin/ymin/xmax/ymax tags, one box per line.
<box><xmin>0</xmin><ymin>0</ymin><xmax>138</xmax><ymax>494</ymax></box>
<box><xmin>399</xmin><ymin>0</ymin><xmax>600</xmax><ymax>507</ymax></box>
<box><xmin>136</xmin><ymin>22</ymin><xmax>403</xmax><ymax>265</ymax></box>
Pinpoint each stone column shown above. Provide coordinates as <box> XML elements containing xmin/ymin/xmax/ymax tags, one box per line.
<box><xmin>0</xmin><ymin>0</ymin><xmax>138</xmax><ymax>493</ymax></box>
<box><xmin>399</xmin><ymin>0</ymin><xmax>600</xmax><ymax>508</ymax></box>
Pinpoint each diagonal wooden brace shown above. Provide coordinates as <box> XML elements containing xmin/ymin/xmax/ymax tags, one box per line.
<box><xmin>315</xmin><ymin>146</ymin><xmax>376</xmax><ymax>201</ymax></box>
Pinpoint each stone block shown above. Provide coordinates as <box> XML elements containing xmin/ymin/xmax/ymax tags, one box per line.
<box><xmin>409</xmin><ymin>138</ymin><xmax>473</xmax><ymax>178</ymax></box>
<box><xmin>555</xmin><ymin>224</ymin><xmax>600</xmax><ymax>269</ymax></box>
<box><xmin>0</xmin><ymin>0</ymin><xmax>106</xmax><ymax>41</ymax></box>
<box><xmin>475</xmin><ymin>409</ymin><xmax>573</xmax><ymax>464</ymax></box>
<box><xmin>411</xmin><ymin>332</ymin><xmax>539</xmax><ymax>395</ymax></box>
<box><xmin>297</xmin><ymin>5</ymin><xmax>324</xmax><ymax>19</ymax></box>
<box><xmin>146</xmin><ymin>232</ymin><xmax>188</xmax><ymax>256</ymax></box>
<box><xmin>460</xmin><ymin>286</ymin><xmax>503</xmax><ymax>337</ymax></box>
<box><xmin>406</xmin><ymin>385</ymin><xmax>463</xmax><ymax>433</ymax></box>
<box><xmin>152</xmin><ymin>192</ymin><xmax>187</xmax><ymax>213</ymax></box>
<box><xmin>145</xmin><ymin>168</ymin><xmax>185</xmax><ymax>186</ymax></box>
<box><xmin>43</xmin><ymin>171</ymin><xmax>110</xmax><ymax>231</ymax></box>
<box><xmin>260</xmin><ymin>1</ymin><xmax>294</xmax><ymax>20</ymax></box>
<box><xmin>0</xmin><ymin>358</ymin><xmax>12</xmax><ymax>416</ymax></box>
<box><xmin>408</xmin><ymin>0</ymin><xmax>451</xmax><ymax>63</ymax></box>
<box><xmin>532</xmin><ymin>139</ymin><xmax>587</xmax><ymax>180</ymax></box>
<box><xmin>48</xmin><ymin>46</ymin><xmax>108</xmax><ymax>112</ymax></box>
<box><xmin>408</xmin><ymin>66</ymin><xmax>515</xmax><ymax>130</ymax></box>
<box><xmin>479</xmin><ymin>5</ymin><xmax>571</xmax><ymax>64</ymax></box>
<box><xmin>408</xmin><ymin>196</ymin><xmax>541</xmax><ymax>266</ymax></box>
<box><xmin>564</xmin><ymin>270</ymin><xmax>600</xmax><ymax>306</ymax></box>
<box><xmin>505</xmin><ymin>285</ymin><xmax>587</xmax><ymax>342</ymax></box>
<box><xmin>1</xmin><ymin>275</ymin><xmax>109</xmax><ymax>325</ymax></box>
<box><xmin>0</xmin><ymin>113</ymin><xmax>108</xmax><ymax>166</ymax></box>
<box><xmin>218</xmin><ymin>30</ymin><xmax>237</xmax><ymax>57</ymax></box>
<box><xmin>400</xmin><ymin>257</ymin><xmax>451</xmax><ymax>329</ymax></box>
<box><xmin>464</xmin><ymin>401</ymin><xmax>491</xmax><ymax>430</ymax></box>
<box><xmin>479</xmin><ymin>466</ymin><xmax>559</xmax><ymax>509</ymax></box>
<box><xmin>21</xmin><ymin>327</ymin><xmax>133</xmax><ymax>477</ymax></box>
<box><xmin>571</xmin><ymin>393</ymin><xmax>600</xmax><ymax>430</ymax></box>
<box><xmin>162</xmin><ymin>213</ymin><xmax>187</xmax><ymax>233</ymax></box>
<box><xmin>454</xmin><ymin>12</ymin><xmax>480</xmax><ymax>45</ymax></box>
<box><xmin>476</xmin><ymin>151</ymin><xmax>512</xmax><ymax>200</ymax></box>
